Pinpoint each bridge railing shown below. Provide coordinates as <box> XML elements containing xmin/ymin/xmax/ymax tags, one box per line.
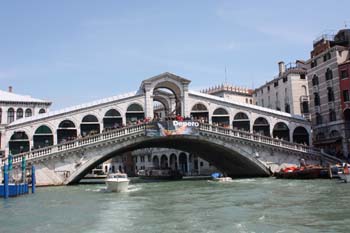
<box><xmin>3</xmin><ymin>124</ymin><xmax>147</xmax><ymax>166</ymax></box>
<box><xmin>199</xmin><ymin>123</ymin><xmax>319</xmax><ymax>155</ymax></box>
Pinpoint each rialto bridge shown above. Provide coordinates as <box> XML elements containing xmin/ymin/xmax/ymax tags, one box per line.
<box><xmin>1</xmin><ymin>73</ymin><xmax>340</xmax><ymax>185</ymax></box>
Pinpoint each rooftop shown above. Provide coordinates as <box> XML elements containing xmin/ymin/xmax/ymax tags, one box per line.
<box><xmin>0</xmin><ymin>89</ymin><xmax>51</xmax><ymax>104</ymax></box>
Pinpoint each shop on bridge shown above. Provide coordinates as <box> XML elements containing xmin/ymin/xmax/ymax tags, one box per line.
<box><xmin>211</xmin><ymin>108</ymin><xmax>230</xmax><ymax>127</ymax></box>
<box><xmin>272</xmin><ymin>122</ymin><xmax>290</xmax><ymax>141</ymax></box>
<box><xmin>80</xmin><ymin>115</ymin><xmax>100</xmax><ymax>137</ymax></box>
<box><xmin>9</xmin><ymin>131</ymin><xmax>30</xmax><ymax>155</ymax></box>
<box><xmin>253</xmin><ymin>117</ymin><xmax>270</xmax><ymax>137</ymax></box>
<box><xmin>103</xmin><ymin>109</ymin><xmax>123</xmax><ymax>130</ymax></box>
<box><xmin>232</xmin><ymin>112</ymin><xmax>250</xmax><ymax>131</ymax></box>
<box><xmin>33</xmin><ymin>125</ymin><xmax>53</xmax><ymax>149</ymax></box>
<box><xmin>57</xmin><ymin>120</ymin><xmax>77</xmax><ymax>144</ymax></box>
<box><xmin>190</xmin><ymin>103</ymin><xmax>209</xmax><ymax>123</ymax></box>
<box><xmin>126</xmin><ymin>104</ymin><xmax>144</xmax><ymax>124</ymax></box>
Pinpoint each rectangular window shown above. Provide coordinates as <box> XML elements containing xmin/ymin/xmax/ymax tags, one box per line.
<box><xmin>274</xmin><ymin>81</ymin><xmax>279</xmax><ymax>87</ymax></box>
<box><xmin>267</xmin><ymin>86</ymin><xmax>270</xmax><ymax>92</ymax></box>
<box><xmin>300</xmin><ymin>74</ymin><xmax>306</xmax><ymax>79</ymax></box>
<box><xmin>343</xmin><ymin>90</ymin><xmax>350</xmax><ymax>102</ymax></box>
<box><xmin>283</xmin><ymin>77</ymin><xmax>288</xmax><ymax>82</ymax></box>
<box><xmin>341</xmin><ymin>70</ymin><xmax>348</xmax><ymax>79</ymax></box>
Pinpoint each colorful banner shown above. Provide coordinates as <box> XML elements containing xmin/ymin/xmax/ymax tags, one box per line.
<box><xmin>146</xmin><ymin>121</ymin><xmax>199</xmax><ymax>137</ymax></box>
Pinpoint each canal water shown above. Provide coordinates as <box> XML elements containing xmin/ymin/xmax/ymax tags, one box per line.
<box><xmin>1</xmin><ymin>178</ymin><xmax>350</xmax><ymax>233</ymax></box>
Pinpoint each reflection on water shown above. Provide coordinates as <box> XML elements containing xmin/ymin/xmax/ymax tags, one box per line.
<box><xmin>1</xmin><ymin>178</ymin><xmax>350</xmax><ymax>233</ymax></box>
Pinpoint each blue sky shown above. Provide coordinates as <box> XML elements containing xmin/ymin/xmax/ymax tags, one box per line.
<box><xmin>0</xmin><ymin>0</ymin><xmax>349</xmax><ymax>109</ymax></box>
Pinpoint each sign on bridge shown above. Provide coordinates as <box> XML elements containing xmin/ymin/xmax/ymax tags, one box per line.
<box><xmin>145</xmin><ymin>121</ymin><xmax>199</xmax><ymax>137</ymax></box>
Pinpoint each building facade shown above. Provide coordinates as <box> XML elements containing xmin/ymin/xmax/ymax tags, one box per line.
<box><xmin>253</xmin><ymin>61</ymin><xmax>309</xmax><ymax>119</ymax></box>
<box><xmin>0</xmin><ymin>87</ymin><xmax>51</xmax><ymax>156</ymax></box>
<box><xmin>306</xmin><ymin>28</ymin><xmax>350</xmax><ymax>158</ymax></box>
<box><xmin>200</xmin><ymin>84</ymin><xmax>253</xmax><ymax>105</ymax></box>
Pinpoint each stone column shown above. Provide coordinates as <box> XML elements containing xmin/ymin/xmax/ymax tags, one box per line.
<box><xmin>144</xmin><ymin>83</ymin><xmax>154</xmax><ymax>119</ymax></box>
<box><xmin>182</xmin><ymin>84</ymin><xmax>190</xmax><ymax>117</ymax></box>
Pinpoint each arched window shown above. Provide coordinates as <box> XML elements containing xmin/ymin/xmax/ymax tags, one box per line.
<box><xmin>314</xmin><ymin>93</ymin><xmax>320</xmax><ymax>106</ymax></box>
<box><xmin>327</xmin><ymin>87</ymin><xmax>334</xmax><ymax>102</ymax></box>
<box><xmin>81</xmin><ymin>115</ymin><xmax>100</xmax><ymax>136</ymax></box>
<box><xmin>316</xmin><ymin>113</ymin><xmax>323</xmax><ymax>125</ymax></box>
<box><xmin>301</xmin><ymin>85</ymin><xmax>307</xmax><ymax>96</ymax></box>
<box><xmin>344</xmin><ymin>109</ymin><xmax>350</xmax><ymax>121</ymax></box>
<box><xmin>293</xmin><ymin>127</ymin><xmax>309</xmax><ymax>145</ymax></box>
<box><xmin>325</xmin><ymin>68</ymin><xmax>333</xmax><ymax>80</ymax></box>
<box><xmin>273</xmin><ymin>122</ymin><xmax>290</xmax><ymax>141</ymax></box>
<box><xmin>33</xmin><ymin>125</ymin><xmax>53</xmax><ymax>149</ymax></box>
<box><xmin>25</xmin><ymin>108</ymin><xmax>32</xmax><ymax>117</ymax></box>
<box><xmin>7</xmin><ymin>108</ymin><xmax>15</xmax><ymax>123</ymax></box>
<box><xmin>103</xmin><ymin>109</ymin><xmax>122</xmax><ymax>129</ymax></box>
<box><xmin>9</xmin><ymin>131</ymin><xmax>30</xmax><ymax>154</ymax></box>
<box><xmin>329</xmin><ymin>130</ymin><xmax>340</xmax><ymax>138</ymax></box>
<box><xmin>312</xmin><ymin>75</ymin><xmax>319</xmax><ymax>86</ymax></box>
<box><xmin>253</xmin><ymin>117</ymin><xmax>270</xmax><ymax>137</ymax></box>
<box><xmin>232</xmin><ymin>112</ymin><xmax>250</xmax><ymax>132</ymax></box>
<box><xmin>285</xmin><ymin>103</ymin><xmax>290</xmax><ymax>113</ymax></box>
<box><xmin>57</xmin><ymin>120</ymin><xmax>77</xmax><ymax>144</ymax></box>
<box><xmin>39</xmin><ymin>108</ymin><xmax>46</xmax><ymax>114</ymax></box>
<box><xmin>126</xmin><ymin>104</ymin><xmax>144</xmax><ymax>124</ymax></box>
<box><xmin>212</xmin><ymin>108</ymin><xmax>229</xmax><ymax>126</ymax></box>
<box><xmin>127</xmin><ymin>104</ymin><xmax>143</xmax><ymax>112</ymax></box>
<box><xmin>190</xmin><ymin>103</ymin><xmax>208</xmax><ymax>123</ymax></box>
<box><xmin>16</xmin><ymin>108</ymin><xmax>23</xmax><ymax>120</ymax></box>
<box><xmin>329</xmin><ymin>109</ymin><xmax>336</xmax><ymax>122</ymax></box>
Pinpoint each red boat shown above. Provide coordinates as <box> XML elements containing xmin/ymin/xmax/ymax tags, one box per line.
<box><xmin>275</xmin><ymin>165</ymin><xmax>329</xmax><ymax>179</ymax></box>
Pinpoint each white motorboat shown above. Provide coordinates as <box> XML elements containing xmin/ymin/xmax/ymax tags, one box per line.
<box><xmin>105</xmin><ymin>173</ymin><xmax>130</xmax><ymax>192</ymax></box>
<box><xmin>212</xmin><ymin>177</ymin><xmax>233</xmax><ymax>182</ymax></box>
<box><xmin>210</xmin><ymin>172</ymin><xmax>233</xmax><ymax>182</ymax></box>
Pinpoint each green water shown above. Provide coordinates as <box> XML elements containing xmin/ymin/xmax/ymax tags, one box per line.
<box><xmin>1</xmin><ymin>178</ymin><xmax>350</xmax><ymax>233</ymax></box>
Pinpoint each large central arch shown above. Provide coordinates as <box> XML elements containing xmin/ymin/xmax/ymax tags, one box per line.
<box><xmin>67</xmin><ymin>135</ymin><xmax>270</xmax><ymax>184</ymax></box>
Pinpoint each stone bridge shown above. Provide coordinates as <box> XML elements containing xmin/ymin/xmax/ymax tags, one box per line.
<box><xmin>3</xmin><ymin>123</ymin><xmax>339</xmax><ymax>186</ymax></box>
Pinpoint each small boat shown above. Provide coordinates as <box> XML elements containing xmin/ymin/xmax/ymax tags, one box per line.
<box><xmin>105</xmin><ymin>172</ymin><xmax>129</xmax><ymax>192</ymax></box>
<box><xmin>275</xmin><ymin>165</ymin><xmax>329</xmax><ymax>179</ymax></box>
<box><xmin>137</xmin><ymin>169</ymin><xmax>182</xmax><ymax>181</ymax></box>
<box><xmin>211</xmin><ymin>172</ymin><xmax>233</xmax><ymax>182</ymax></box>
<box><xmin>339</xmin><ymin>173</ymin><xmax>350</xmax><ymax>183</ymax></box>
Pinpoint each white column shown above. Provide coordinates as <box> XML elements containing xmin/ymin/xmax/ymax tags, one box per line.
<box><xmin>144</xmin><ymin>84</ymin><xmax>153</xmax><ymax>119</ymax></box>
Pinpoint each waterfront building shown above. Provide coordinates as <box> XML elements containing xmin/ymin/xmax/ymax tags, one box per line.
<box><xmin>0</xmin><ymin>87</ymin><xmax>51</xmax><ymax>156</ymax></box>
<box><xmin>103</xmin><ymin>148</ymin><xmax>218</xmax><ymax>176</ymax></box>
<box><xmin>200</xmin><ymin>84</ymin><xmax>253</xmax><ymax>105</ymax></box>
<box><xmin>253</xmin><ymin>61</ymin><xmax>309</xmax><ymax>119</ymax></box>
<box><xmin>306</xmin><ymin>28</ymin><xmax>350</xmax><ymax>158</ymax></box>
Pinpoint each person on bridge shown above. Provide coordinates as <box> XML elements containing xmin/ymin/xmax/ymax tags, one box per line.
<box><xmin>343</xmin><ymin>163</ymin><xmax>349</xmax><ymax>174</ymax></box>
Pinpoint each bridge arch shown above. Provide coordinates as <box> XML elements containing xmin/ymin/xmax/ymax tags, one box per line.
<box><xmin>272</xmin><ymin>122</ymin><xmax>290</xmax><ymax>141</ymax></box>
<box><xmin>232</xmin><ymin>112</ymin><xmax>250</xmax><ymax>132</ymax></box>
<box><xmin>190</xmin><ymin>103</ymin><xmax>209</xmax><ymax>123</ymax></box>
<box><xmin>253</xmin><ymin>117</ymin><xmax>270</xmax><ymax>137</ymax></box>
<box><xmin>9</xmin><ymin>131</ymin><xmax>30</xmax><ymax>155</ymax></box>
<box><xmin>293</xmin><ymin>126</ymin><xmax>309</xmax><ymax>145</ymax></box>
<box><xmin>57</xmin><ymin>120</ymin><xmax>77</xmax><ymax>144</ymax></box>
<box><xmin>103</xmin><ymin>109</ymin><xmax>123</xmax><ymax>130</ymax></box>
<box><xmin>33</xmin><ymin>125</ymin><xmax>54</xmax><ymax>149</ymax></box>
<box><xmin>212</xmin><ymin>107</ymin><xmax>230</xmax><ymax>127</ymax></box>
<box><xmin>126</xmin><ymin>103</ymin><xmax>144</xmax><ymax>124</ymax></box>
<box><xmin>80</xmin><ymin>114</ymin><xmax>100</xmax><ymax>137</ymax></box>
<box><xmin>64</xmin><ymin>134</ymin><xmax>271</xmax><ymax>185</ymax></box>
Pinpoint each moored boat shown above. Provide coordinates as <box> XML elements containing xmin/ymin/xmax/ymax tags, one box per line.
<box><xmin>105</xmin><ymin>172</ymin><xmax>129</xmax><ymax>192</ymax></box>
<box><xmin>137</xmin><ymin>168</ymin><xmax>182</xmax><ymax>180</ymax></box>
<box><xmin>275</xmin><ymin>165</ymin><xmax>329</xmax><ymax>179</ymax></box>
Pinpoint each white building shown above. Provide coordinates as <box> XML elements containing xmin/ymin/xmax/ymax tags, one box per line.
<box><xmin>200</xmin><ymin>84</ymin><xmax>253</xmax><ymax>105</ymax></box>
<box><xmin>253</xmin><ymin>61</ymin><xmax>309</xmax><ymax>119</ymax></box>
<box><xmin>0</xmin><ymin>86</ymin><xmax>51</xmax><ymax>156</ymax></box>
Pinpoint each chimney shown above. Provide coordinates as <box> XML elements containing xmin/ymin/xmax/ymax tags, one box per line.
<box><xmin>8</xmin><ymin>86</ymin><xmax>13</xmax><ymax>93</ymax></box>
<box><xmin>278</xmin><ymin>61</ymin><xmax>285</xmax><ymax>75</ymax></box>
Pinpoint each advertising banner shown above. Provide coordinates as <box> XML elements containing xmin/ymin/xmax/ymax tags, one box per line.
<box><xmin>146</xmin><ymin>121</ymin><xmax>200</xmax><ymax>137</ymax></box>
